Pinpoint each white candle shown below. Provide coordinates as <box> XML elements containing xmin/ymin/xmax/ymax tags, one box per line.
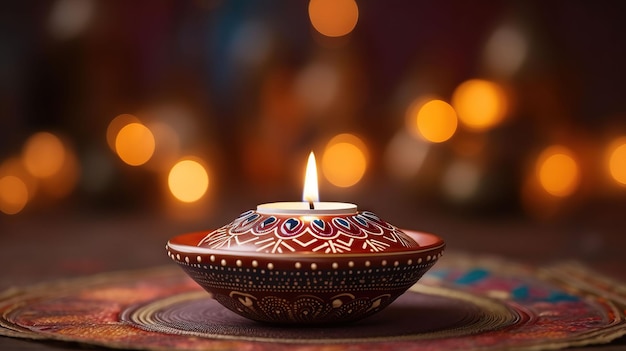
<box><xmin>256</xmin><ymin>201</ymin><xmax>357</xmax><ymax>215</ymax></box>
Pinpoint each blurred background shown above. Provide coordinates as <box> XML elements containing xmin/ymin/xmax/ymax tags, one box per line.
<box><xmin>1</xmin><ymin>0</ymin><xmax>626</xmax><ymax>283</ymax></box>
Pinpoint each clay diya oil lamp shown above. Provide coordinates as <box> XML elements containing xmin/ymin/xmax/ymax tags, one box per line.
<box><xmin>166</xmin><ymin>153</ymin><xmax>445</xmax><ymax>324</ymax></box>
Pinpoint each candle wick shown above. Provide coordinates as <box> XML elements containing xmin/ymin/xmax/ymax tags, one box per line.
<box><xmin>309</xmin><ymin>201</ymin><xmax>315</xmax><ymax>210</ymax></box>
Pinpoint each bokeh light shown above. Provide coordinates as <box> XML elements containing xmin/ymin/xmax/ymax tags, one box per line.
<box><xmin>146</xmin><ymin>121</ymin><xmax>181</xmax><ymax>169</ymax></box>
<box><xmin>168</xmin><ymin>158</ymin><xmax>209</xmax><ymax>203</ymax></box>
<box><xmin>308</xmin><ymin>0</ymin><xmax>359</xmax><ymax>37</ymax></box>
<box><xmin>295</xmin><ymin>61</ymin><xmax>340</xmax><ymax>113</ymax></box>
<box><xmin>452</xmin><ymin>79</ymin><xmax>508</xmax><ymax>131</ymax></box>
<box><xmin>0</xmin><ymin>176</ymin><xmax>29</xmax><ymax>215</ymax></box>
<box><xmin>48</xmin><ymin>0</ymin><xmax>95</xmax><ymax>40</ymax></box>
<box><xmin>384</xmin><ymin>129</ymin><xmax>431</xmax><ymax>181</ymax></box>
<box><xmin>321</xmin><ymin>133</ymin><xmax>368</xmax><ymax>187</ymax></box>
<box><xmin>22</xmin><ymin>132</ymin><xmax>66</xmax><ymax>179</ymax></box>
<box><xmin>405</xmin><ymin>95</ymin><xmax>435</xmax><ymax>138</ymax></box>
<box><xmin>40</xmin><ymin>146</ymin><xmax>80</xmax><ymax>199</ymax></box>
<box><xmin>536</xmin><ymin>145</ymin><xmax>580</xmax><ymax>197</ymax></box>
<box><xmin>442</xmin><ymin>159</ymin><xmax>481</xmax><ymax>202</ymax></box>
<box><xmin>115</xmin><ymin>123</ymin><xmax>155</xmax><ymax>166</ymax></box>
<box><xmin>0</xmin><ymin>157</ymin><xmax>38</xmax><ymax>200</ymax></box>
<box><xmin>106</xmin><ymin>114</ymin><xmax>140</xmax><ymax>151</ymax></box>
<box><xmin>415</xmin><ymin>99</ymin><xmax>458</xmax><ymax>143</ymax></box>
<box><xmin>607</xmin><ymin>137</ymin><xmax>626</xmax><ymax>186</ymax></box>
<box><xmin>483</xmin><ymin>24</ymin><xmax>528</xmax><ymax>77</ymax></box>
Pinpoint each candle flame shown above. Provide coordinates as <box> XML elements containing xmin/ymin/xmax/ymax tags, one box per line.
<box><xmin>303</xmin><ymin>152</ymin><xmax>319</xmax><ymax>203</ymax></box>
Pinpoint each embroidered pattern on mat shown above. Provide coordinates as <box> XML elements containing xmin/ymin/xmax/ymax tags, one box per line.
<box><xmin>0</xmin><ymin>254</ymin><xmax>625</xmax><ymax>351</ymax></box>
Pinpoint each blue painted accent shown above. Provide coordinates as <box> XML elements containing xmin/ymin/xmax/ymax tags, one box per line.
<box><xmin>362</xmin><ymin>211</ymin><xmax>380</xmax><ymax>221</ymax></box>
<box><xmin>285</xmin><ymin>218</ymin><xmax>299</xmax><ymax>231</ymax></box>
<box><xmin>354</xmin><ymin>215</ymin><xmax>367</xmax><ymax>226</ymax></box>
<box><xmin>238</xmin><ymin>210</ymin><xmax>254</xmax><ymax>218</ymax></box>
<box><xmin>245</xmin><ymin>213</ymin><xmax>260</xmax><ymax>223</ymax></box>
<box><xmin>260</xmin><ymin>216</ymin><xmax>276</xmax><ymax>228</ymax></box>
<box><xmin>313</xmin><ymin>219</ymin><xmax>325</xmax><ymax>230</ymax></box>
<box><xmin>334</xmin><ymin>218</ymin><xmax>350</xmax><ymax>229</ymax></box>
<box><xmin>454</xmin><ymin>269</ymin><xmax>489</xmax><ymax>285</ymax></box>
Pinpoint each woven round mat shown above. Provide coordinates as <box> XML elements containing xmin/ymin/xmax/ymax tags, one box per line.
<box><xmin>121</xmin><ymin>284</ymin><xmax>517</xmax><ymax>343</ymax></box>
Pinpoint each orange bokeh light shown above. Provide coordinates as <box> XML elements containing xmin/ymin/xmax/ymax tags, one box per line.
<box><xmin>308</xmin><ymin>0</ymin><xmax>359</xmax><ymax>37</ymax></box>
<box><xmin>536</xmin><ymin>145</ymin><xmax>580</xmax><ymax>197</ymax></box>
<box><xmin>22</xmin><ymin>132</ymin><xmax>66</xmax><ymax>178</ymax></box>
<box><xmin>40</xmin><ymin>147</ymin><xmax>80</xmax><ymax>199</ymax></box>
<box><xmin>0</xmin><ymin>157</ymin><xmax>38</xmax><ymax>200</ymax></box>
<box><xmin>452</xmin><ymin>79</ymin><xmax>508</xmax><ymax>131</ymax></box>
<box><xmin>607</xmin><ymin>137</ymin><xmax>626</xmax><ymax>186</ymax></box>
<box><xmin>106</xmin><ymin>114</ymin><xmax>140</xmax><ymax>151</ymax></box>
<box><xmin>0</xmin><ymin>175</ymin><xmax>29</xmax><ymax>215</ymax></box>
<box><xmin>415</xmin><ymin>99</ymin><xmax>458</xmax><ymax>143</ymax></box>
<box><xmin>115</xmin><ymin>123</ymin><xmax>155</xmax><ymax>166</ymax></box>
<box><xmin>321</xmin><ymin>133</ymin><xmax>368</xmax><ymax>187</ymax></box>
<box><xmin>168</xmin><ymin>158</ymin><xmax>209</xmax><ymax>203</ymax></box>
